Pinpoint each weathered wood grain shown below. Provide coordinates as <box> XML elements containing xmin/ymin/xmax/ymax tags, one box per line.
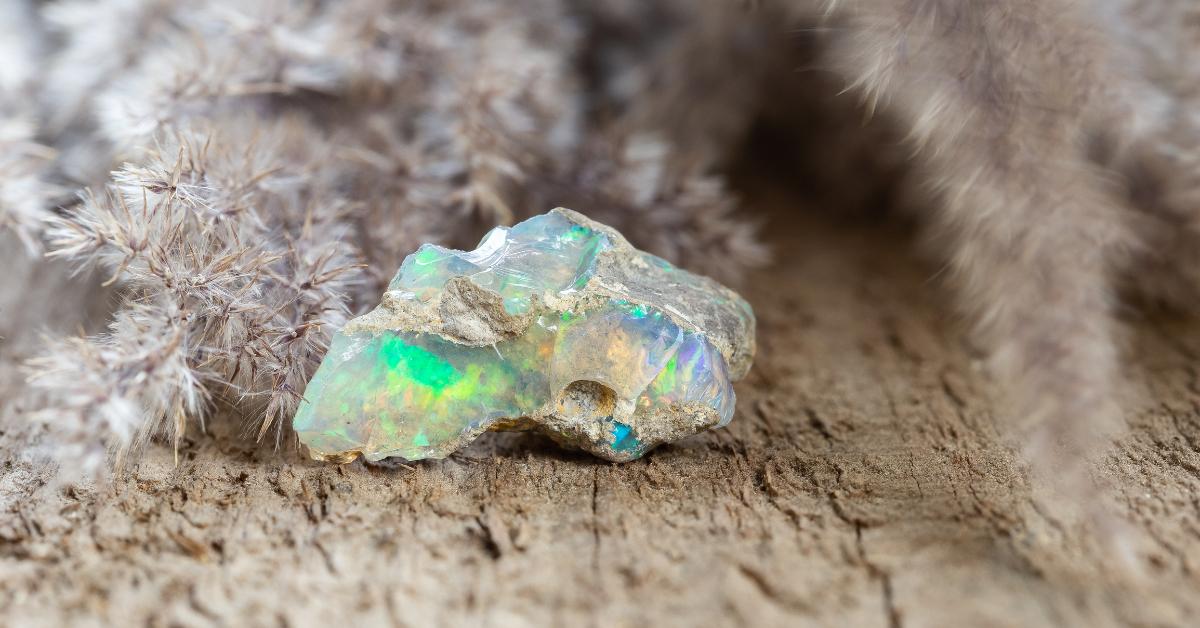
<box><xmin>2</xmin><ymin>190</ymin><xmax>1198</xmax><ymax>627</ymax></box>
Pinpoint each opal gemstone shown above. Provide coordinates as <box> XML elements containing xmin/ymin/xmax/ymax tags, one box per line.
<box><xmin>293</xmin><ymin>210</ymin><xmax>752</xmax><ymax>463</ymax></box>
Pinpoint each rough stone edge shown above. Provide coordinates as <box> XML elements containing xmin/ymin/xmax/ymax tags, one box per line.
<box><xmin>302</xmin><ymin>207</ymin><xmax>751</xmax><ymax>463</ymax></box>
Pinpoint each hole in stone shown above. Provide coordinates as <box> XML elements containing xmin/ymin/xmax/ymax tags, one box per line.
<box><xmin>556</xmin><ymin>380</ymin><xmax>617</xmax><ymax>422</ymax></box>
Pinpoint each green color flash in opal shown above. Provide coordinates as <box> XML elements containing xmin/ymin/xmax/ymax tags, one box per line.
<box><xmin>294</xmin><ymin>298</ymin><xmax>734</xmax><ymax>461</ymax></box>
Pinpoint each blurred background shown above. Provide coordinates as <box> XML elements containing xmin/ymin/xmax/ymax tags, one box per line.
<box><xmin>2</xmin><ymin>2</ymin><xmax>1199</xmax><ymax>627</ymax></box>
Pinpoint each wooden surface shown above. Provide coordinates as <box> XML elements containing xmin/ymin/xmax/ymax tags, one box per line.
<box><xmin>2</xmin><ymin>190</ymin><xmax>1199</xmax><ymax>627</ymax></box>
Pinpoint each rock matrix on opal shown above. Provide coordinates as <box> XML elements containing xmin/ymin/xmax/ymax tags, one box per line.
<box><xmin>293</xmin><ymin>208</ymin><xmax>755</xmax><ymax>462</ymax></box>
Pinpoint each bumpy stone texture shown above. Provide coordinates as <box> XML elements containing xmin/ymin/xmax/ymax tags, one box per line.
<box><xmin>293</xmin><ymin>209</ymin><xmax>755</xmax><ymax>462</ymax></box>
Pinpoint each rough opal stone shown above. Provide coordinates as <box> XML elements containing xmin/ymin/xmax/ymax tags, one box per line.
<box><xmin>293</xmin><ymin>208</ymin><xmax>755</xmax><ymax>462</ymax></box>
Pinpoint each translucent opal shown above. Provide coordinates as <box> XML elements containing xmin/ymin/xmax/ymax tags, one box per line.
<box><xmin>293</xmin><ymin>210</ymin><xmax>752</xmax><ymax>462</ymax></box>
<box><xmin>389</xmin><ymin>211</ymin><xmax>610</xmax><ymax>314</ymax></box>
